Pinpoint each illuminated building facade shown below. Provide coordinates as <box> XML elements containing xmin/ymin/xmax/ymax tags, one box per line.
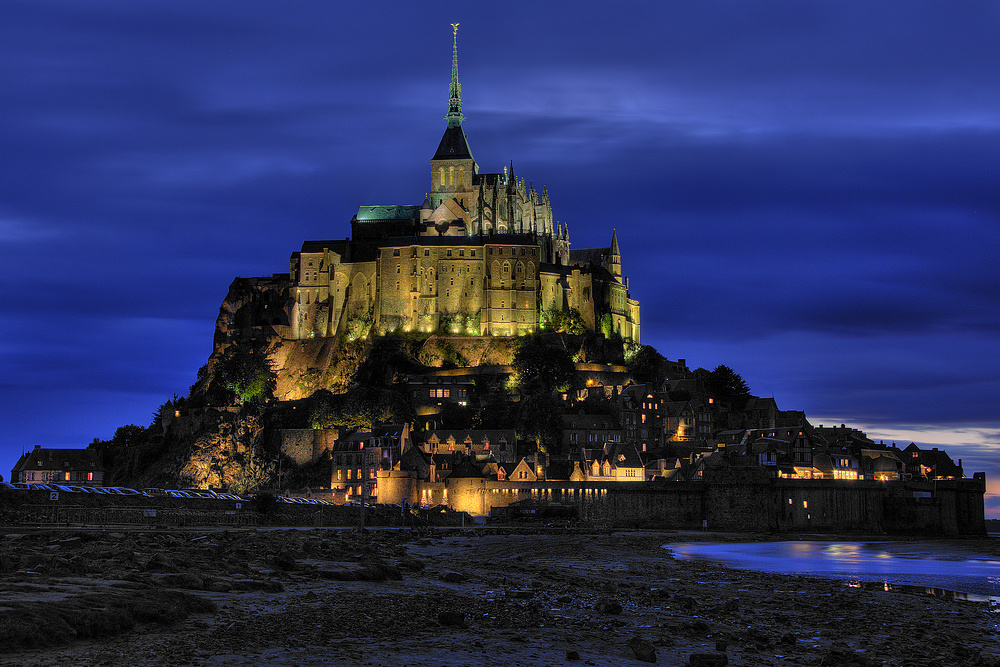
<box><xmin>287</xmin><ymin>26</ymin><xmax>639</xmax><ymax>341</ymax></box>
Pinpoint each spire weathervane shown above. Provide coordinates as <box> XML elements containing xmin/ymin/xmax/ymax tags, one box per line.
<box><xmin>447</xmin><ymin>22</ymin><xmax>464</xmax><ymax>128</ymax></box>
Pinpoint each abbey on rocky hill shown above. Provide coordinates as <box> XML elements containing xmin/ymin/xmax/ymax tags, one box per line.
<box><xmin>285</xmin><ymin>26</ymin><xmax>639</xmax><ymax>341</ymax></box>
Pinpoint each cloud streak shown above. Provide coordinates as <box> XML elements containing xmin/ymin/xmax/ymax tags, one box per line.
<box><xmin>2</xmin><ymin>1</ymin><xmax>998</xmax><ymax>515</ymax></box>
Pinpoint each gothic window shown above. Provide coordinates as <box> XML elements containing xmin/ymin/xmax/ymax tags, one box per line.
<box><xmin>439</xmin><ymin>168</ymin><xmax>445</xmax><ymax>187</ymax></box>
<box><xmin>449</xmin><ymin>278</ymin><xmax>454</xmax><ymax>286</ymax></box>
<box><xmin>448</xmin><ymin>166</ymin><xmax>454</xmax><ymax>186</ymax></box>
<box><xmin>503</xmin><ymin>262</ymin><xmax>510</xmax><ymax>274</ymax></box>
<box><xmin>396</xmin><ymin>265</ymin><xmax>400</xmax><ymax>273</ymax></box>
<box><xmin>396</xmin><ymin>281</ymin><xmax>400</xmax><ymax>290</ymax></box>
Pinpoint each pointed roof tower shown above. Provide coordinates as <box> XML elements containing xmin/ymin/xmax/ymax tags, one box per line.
<box><xmin>609</xmin><ymin>229</ymin><xmax>622</xmax><ymax>277</ymax></box>
<box><xmin>432</xmin><ymin>23</ymin><xmax>474</xmax><ymax>162</ymax></box>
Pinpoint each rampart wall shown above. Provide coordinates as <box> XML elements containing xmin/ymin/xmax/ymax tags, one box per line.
<box><xmin>379</xmin><ymin>467</ymin><xmax>986</xmax><ymax>536</ymax></box>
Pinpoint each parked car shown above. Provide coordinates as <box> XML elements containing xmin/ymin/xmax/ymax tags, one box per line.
<box><xmin>182</xmin><ymin>490</ymin><xmax>218</xmax><ymax>499</ymax></box>
<box><xmin>29</xmin><ymin>483</ymin><xmax>61</xmax><ymax>492</ymax></box>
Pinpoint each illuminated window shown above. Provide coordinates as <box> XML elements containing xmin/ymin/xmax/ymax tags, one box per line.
<box><xmin>64</xmin><ymin>472</ymin><xmax>71</xmax><ymax>481</ymax></box>
<box><xmin>803</xmin><ymin>500</ymin><xmax>808</xmax><ymax>509</ymax></box>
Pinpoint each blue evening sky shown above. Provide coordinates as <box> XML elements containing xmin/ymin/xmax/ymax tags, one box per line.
<box><xmin>2</xmin><ymin>1</ymin><xmax>998</xmax><ymax>513</ymax></box>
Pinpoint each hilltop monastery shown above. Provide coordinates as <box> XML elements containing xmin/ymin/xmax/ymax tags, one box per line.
<box><xmin>283</xmin><ymin>26</ymin><xmax>639</xmax><ymax>342</ymax></box>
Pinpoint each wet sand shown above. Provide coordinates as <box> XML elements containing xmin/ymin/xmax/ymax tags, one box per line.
<box><xmin>1</xmin><ymin>528</ymin><xmax>997</xmax><ymax>666</ymax></box>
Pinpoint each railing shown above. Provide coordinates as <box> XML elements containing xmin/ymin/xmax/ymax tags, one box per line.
<box><xmin>15</xmin><ymin>505</ymin><xmax>259</xmax><ymax>528</ymax></box>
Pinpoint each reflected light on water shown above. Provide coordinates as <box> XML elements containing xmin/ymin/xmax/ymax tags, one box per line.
<box><xmin>666</xmin><ymin>540</ymin><xmax>1000</xmax><ymax>600</ymax></box>
<box><xmin>823</xmin><ymin>543</ymin><xmax>862</xmax><ymax>561</ymax></box>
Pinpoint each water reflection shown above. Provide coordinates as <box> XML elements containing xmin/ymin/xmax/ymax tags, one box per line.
<box><xmin>666</xmin><ymin>541</ymin><xmax>1000</xmax><ymax>602</ymax></box>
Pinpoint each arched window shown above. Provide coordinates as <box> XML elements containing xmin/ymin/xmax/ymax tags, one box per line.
<box><xmin>439</xmin><ymin>167</ymin><xmax>445</xmax><ymax>187</ymax></box>
<box><xmin>457</xmin><ymin>167</ymin><xmax>464</xmax><ymax>186</ymax></box>
<box><xmin>448</xmin><ymin>166</ymin><xmax>454</xmax><ymax>186</ymax></box>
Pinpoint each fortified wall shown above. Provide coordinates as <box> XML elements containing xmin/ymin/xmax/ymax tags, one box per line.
<box><xmin>378</xmin><ymin>468</ymin><xmax>987</xmax><ymax>536</ymax></box>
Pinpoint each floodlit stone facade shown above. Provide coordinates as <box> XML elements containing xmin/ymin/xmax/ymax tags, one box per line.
<box><xmin>287</xmin><ymin>27</ymin><xmax>639</xmax><ymax>342</ymax></box>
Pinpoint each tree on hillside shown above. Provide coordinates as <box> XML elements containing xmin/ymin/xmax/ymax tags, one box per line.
<box><xmin>88</xmin><ymin>424</ymin><xmax>151</xmax><ymax>485</ymax></box>
<box><xmin>322</xmin><ymin>386</ymin><xmax>412</xmax><ymax>431</ymax></box>
<box><xmin>703</xmin><ymin>364</ymin><xmax>751</xmax><ymax>400</ymax></box>
<box><xmin>516</xmin><ymin>392</ymin><xmax>564</xmax><ymax>452</ymax></box>
<box><xmin>215</xmin><ymin>344</ymin><xmax>277</xmax><ymax>405</ymax></box>
<box><xmin>540</xmin><ymin>308</ymin><xmax>587</xmax><ymax>335</ymax></box>
<box><xmin>626</xmin><ymin>345</ymin><xmax>668</xmax><ymax>385</ymax></box>
<box><xmin>510</xmin><ymin>335</ymin><xmax>576</xmax><ymax>394</ymax></box>
<box><xmin>352</xmin><ymin>334</ymin><xmax>425</xmax><ymax>387</ymax></box>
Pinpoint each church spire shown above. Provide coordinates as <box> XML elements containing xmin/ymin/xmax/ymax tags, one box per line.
<box><xmin>446</xmin><ymin>23</ymin><xmax>464</xmax><ymax>128</ymax></box>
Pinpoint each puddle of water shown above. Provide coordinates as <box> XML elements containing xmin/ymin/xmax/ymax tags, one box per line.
<box><xmin>665</xmin><ymin>541</ymin><xmax>1000</xmax><ymax>604</ymax></box>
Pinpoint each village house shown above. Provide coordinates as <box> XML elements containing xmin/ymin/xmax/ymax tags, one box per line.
<box><xmin>559</xmin><ymin>412</ymin><xmax>623</xmax><ymax>454</ymax></box>
<box><xmin>330</xmin><ymin>424</ymin><xmax>410</xmax><ymax>500</ymax></box>
<box><xmin>11</xmin><ymin>445</ymin><xmax>104</xmax><ymax>486</ymax></box>
<box><xmin>421</xmin><ymin>429</ymin><xmax>517</xmax><ymax>464</ymax></box>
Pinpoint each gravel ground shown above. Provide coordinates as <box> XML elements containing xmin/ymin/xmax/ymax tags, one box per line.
<box><xmin>1</xmin><ymin>528</ymin><xmax>997</xmax><ymax>666</ymax></box>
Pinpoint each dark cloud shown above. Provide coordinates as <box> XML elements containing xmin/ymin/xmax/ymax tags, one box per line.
<box><xmin>2</xmin><ymin>1</ymin><xmax>999</xmax><ymax>512</ymax></box>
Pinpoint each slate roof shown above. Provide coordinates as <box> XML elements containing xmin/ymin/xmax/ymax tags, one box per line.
<box><xmin>432</xmin><ymin>125</ymin><xmax>474</xmax><ymax>161</ymax></box>
<box><xmin>11</xmin><ymin>447</ymin><xmax>103</xmax><ymax>475</ymax></box>
<box><xmin>447</xmin><ymin>457</ymin><xmax>487</xmax><ymax>479</ymax></box>
<box><xmin>568</xmin><ymin>247</ymin><xmax>611</xmax><ymax>268</ymax></box>
<box><xmin>353</xmin><ymin>205</ymin><xmax>422</xmax><ymax>222</ymax></box>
